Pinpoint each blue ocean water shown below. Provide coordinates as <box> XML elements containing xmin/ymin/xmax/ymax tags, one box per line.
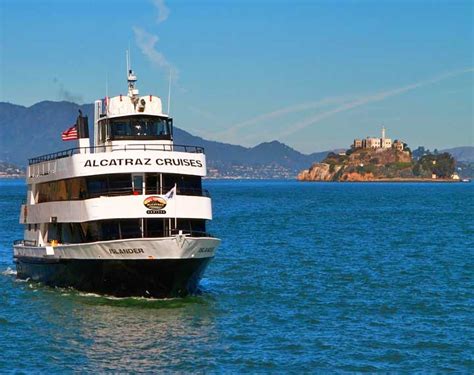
<box><xmin>0</xmin><ymin>179</ymin><xmax>473</xmax><ymax>372</ymax></box>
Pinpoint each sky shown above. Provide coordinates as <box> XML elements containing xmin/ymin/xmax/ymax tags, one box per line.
<box><xmin>0</xmin><ymin>0</ymin><xmax>472</xmax><ymax>153</ymax></box>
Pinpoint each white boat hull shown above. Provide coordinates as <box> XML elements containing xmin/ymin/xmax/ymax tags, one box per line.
<box><xmin>13</xmin><ymin>236</ymin><xmax>220</xmax><ymax>298</ymax></box>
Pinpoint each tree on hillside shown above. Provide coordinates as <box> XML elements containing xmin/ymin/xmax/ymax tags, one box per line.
<box><xmin>412</xmin><ymin>146</ymin><xmax>430</xmax><ymax>160</ymax></box>
<box><xmin>414</xmin><ymin>152</ymin><xmax>455</xmax><ymax>178</ymax></box>
<box><xmin>433</xmin><ymin>153</ymin><xmax>455</xmax><ymax>178</ymax></box>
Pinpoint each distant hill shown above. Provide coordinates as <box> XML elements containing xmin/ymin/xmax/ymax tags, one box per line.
<box><xmin>0</xmin><ymin>101</ymin><xmax>94</xmax><ymax>165</ymax></box>
<box><xmin>2</xmin><ymin>101</ymin><xmax>470</xmax><ymax>178</ymax></box>
<box><xmin>441</xmin><ymin>147</ymin><xmax>474</xmax><ymax>162</ymax></box>
<box><xmin>0</xmin><ymin>101</ymin><xmax>332</xmax><ymax>178</ymax></box>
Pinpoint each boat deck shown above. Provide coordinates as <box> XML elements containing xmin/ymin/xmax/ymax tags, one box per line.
<box><xmin>28</xmin><ymin>143</ymin><xmax>204</xmax><ymax>165</ymax></box>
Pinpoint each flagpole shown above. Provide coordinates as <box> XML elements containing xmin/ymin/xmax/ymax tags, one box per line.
<box><xmin>174</xmin><ymin>183</ymin><xmax>177</xmax><ymax>231</ymax></box>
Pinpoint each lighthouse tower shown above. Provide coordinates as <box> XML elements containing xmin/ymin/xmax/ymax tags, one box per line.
<box><xmin>381</xmin><ymin>126</ymin><xmax>392</xmax><ymax>149</ymax></box>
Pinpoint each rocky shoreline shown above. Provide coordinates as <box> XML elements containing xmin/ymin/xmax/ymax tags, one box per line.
<box><xmin>298</xmin><ymin>175</ymin><xmax>461</xmax><ymax>183</ymax></box>
<box><xmin>297</xmin><ymin>148</ymin><xmax>458</xmax><ymax>182</ymax></box>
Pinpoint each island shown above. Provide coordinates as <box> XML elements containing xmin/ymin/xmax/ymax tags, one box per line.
<box><xmin>297</xmin><ymin>128</ymin><xmax>459</xmax><ymax>182</ymax></box>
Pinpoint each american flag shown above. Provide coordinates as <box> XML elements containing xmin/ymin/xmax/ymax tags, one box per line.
<box><xmin>61</xmin><ymin>125</ymin><xmax>78</xmax><ymax>141</ymax></box>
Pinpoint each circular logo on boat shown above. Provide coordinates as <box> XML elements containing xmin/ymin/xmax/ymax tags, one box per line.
<box><xmin>143</xmin><ymin>196</ymin><xmax>167</xmax><ymax>209</ymax></box>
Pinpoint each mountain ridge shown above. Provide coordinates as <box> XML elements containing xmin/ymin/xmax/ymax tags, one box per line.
<box><xmin>1</xmin><ymin>101</ymin><xmax>472</xmax><ymax>178</ymax></box>
<box><xmin>440</xmin><ymin>147</ymin><xmax>474</xmax><ymax>162</ymax></box>
<box><xmin>0</xmin><ymin>101</ymin><xmax>333</xmax><ymax>177</ymax></box>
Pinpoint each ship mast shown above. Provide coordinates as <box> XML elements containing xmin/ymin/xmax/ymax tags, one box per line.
<box><xmin>126</xmin><ymin>50</ymin><xmax>139</xmax><ymax>104</ymax></box>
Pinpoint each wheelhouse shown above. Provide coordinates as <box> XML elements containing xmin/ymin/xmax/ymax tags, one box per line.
<box><xmin>97</xmin><ymin>115</ymin><xmax>173</xmax><ymax>143</ymax></box>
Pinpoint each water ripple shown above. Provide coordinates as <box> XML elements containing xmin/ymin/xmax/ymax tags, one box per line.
<box><xmin>0</xmin><ymin>180</ymin><xmax>473</xmax><ymax>372</ymax></box>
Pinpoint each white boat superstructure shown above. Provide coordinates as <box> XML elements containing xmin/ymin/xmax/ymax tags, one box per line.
<box><xmin>13</xmin><ymin>67</ymin><xmax>220</xmax><ymax>297</ymax></box>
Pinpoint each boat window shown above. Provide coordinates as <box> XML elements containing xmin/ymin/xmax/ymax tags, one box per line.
<box><xmin>82</xmin><ymin>222</ymin><xmax>100</xmax><ymax>242</ymax></box>
<box><xmin>48</xmin><ymin>223</ymin><xmax>60</xmax><ymax>242</ymax></box>
<box><xmin>35</xmin><ymin>173</ymin><xmax>205</xmax><ymax>203</ymax></box>
<box><xmin>37</xmin><ymin>178</ymin><xmax>85</xmax><ymax>202</ymax></box>
<box><xmin>60</xmin><ymin>223</ymin><xmax>84</xmax><ymax>244</ymax></box>
<box><xmin>50</xmin><ymin>218</ymin><xmax>207</xmax><ymax>244</ymax></box>
<box><xmin>68</xmin><ymin>177</ymin><xmax>87</xmax><ymax>200</ymax></box>
<box><xmin>132</xmin><ymin>174</ymin><xmax>143</xmax><ymax>195</ymax></box>
<box><xmin>108</xmin><ymin>116</ymin><xmax>173</xmax><ymax>140</ymax></box>
<box><xmin>101</xmin><ymin>221</ymin><xmax>120</xmax><ymax>241</ymax></box>
<box><xmin>146</xmin><ymin>219</ymin><xmax>165</xmax><ymax>237</ymax></box>
<box><xmin>119</xmin><ymin>219</ymin><xmax>142</xmax><ymax>239</ymax></box>
<box><xmin>162</xmin><ymin>173</ymin><xmax>202</xmax><ymax>195</ymax></box>
<box><xmin>146</xmin><ymin>173</ymin><xmax>160</xmax><ymax>194</ymax></box>
<box><xmin>108</xmin><ymin>174</ymin><xmax>132</xmax><ymax>195</ymax></box>
<box><xmin>98</xmin><ymin>120</ymin><xmax>107</xmax><ymax>143</ymax></box>
<box><xmin>112</xmin><ymin>119</ymin><xmax>132</xmax><ymax>137</ymax></box>
<box><xmin>175</xmin><ymin>219</ymin><xmax>206</xmax><ymax>236</ymax></box>
<box><xmin>87</xmin><ymin>176</ymin><xmax>108</xmax><ymax>198</ymax></box>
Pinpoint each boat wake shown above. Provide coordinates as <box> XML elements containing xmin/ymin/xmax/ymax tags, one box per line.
<box><xmin>75</xmin><ymin>291</ymin><xmax>191</xmax><ymax>302</ymax></box>
<box><xmin>1</xmin><ymin>267</ymin><xmax>17</xmax><ymax>276</ymax></box>
<box><xmin>57</xmin><ymin>288</ymin><xmax>186</xmax><ymax>303</ymax></box>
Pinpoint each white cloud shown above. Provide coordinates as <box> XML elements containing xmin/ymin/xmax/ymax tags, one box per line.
<box><xmin>132</xmin><ymin>26</ymin><xmax>179</xmax><ymax>81</ymax></box>
<box><xmin>152</xmin><ymin>0</ymin><xmax>170</xmax><ymax>24</ymax></box>
<box><xmin>276</xmin><ymin>68</ymin><xmax>474</xmax><ymax>139</ymax></box>
<box><xmin>216</xmin><ymin>96</ymin><xmax>352</xmax><ymax>141</ymax></box>
<box><xmin>188</xmin><ymin>106</ymin><xmax>221</xmax><ymax>123</ymax></box>
<box><xmin>215</xmin><ymin>68</ymin><xmax>473</xmax><ymax>145</ymax></box>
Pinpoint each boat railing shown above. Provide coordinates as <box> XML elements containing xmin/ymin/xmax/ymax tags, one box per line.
<box><xmin>36</xmin><ymin>186</ymin><xmax>211</xmax><ymax>201</ymax></box>
<box><xmin>28</xmin><ymin>143</ymin><xmax>205</xmax><ymax>165</ymax></box>
<box><xmin>88</xmin><ymin>186</ymin><xmax>210</xmax><ymax>199</ymax></box>
<box><xmin>170</xmin><ymin>229</ymin><xmax>213</xmax><ymax>238</ymax></box>
<box><xmin>13</xmin><ymin>239</ymin><xmax>37</xmax><ymax>246</ymax></box>
<box><xmin>146</xmin><ymin>186</ymin><xmax>211</xmax><ymax>197</ymax></box>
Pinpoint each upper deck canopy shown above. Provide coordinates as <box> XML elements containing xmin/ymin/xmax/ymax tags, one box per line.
<box><xmin>106</xmin><ymin>95</ymin><xmax>165</xmax><ymax>118</ymax></box>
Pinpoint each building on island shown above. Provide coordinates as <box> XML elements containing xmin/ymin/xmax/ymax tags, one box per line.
<box><xmin>352</xmin><ymin>127</ymin><xmax>403</xmax><ymax>151</ymax></box>
<box><xmin>353</xmin><ymin>139</ymin><xmax>363</xmax><ymax>148</ymax></box>
<box><xmin>381</xmin><ymin>127</ymin><xmax>392</xmax><ymax>148</ymax></box>
<box><xmin>364</xmin><ymin>137</ymin><xmax>382</xmax><ymax>149</ymax></box>
<box><xmin>393</xmin><ymin>139</ymin><xmax>404</xmax><ymax>151</ymax></box>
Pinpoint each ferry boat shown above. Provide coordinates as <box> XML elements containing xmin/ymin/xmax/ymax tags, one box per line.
<box><xmin>13</xmin><ymin>68</ymin><xmax>220</xmax><ymax>298</ymax></box>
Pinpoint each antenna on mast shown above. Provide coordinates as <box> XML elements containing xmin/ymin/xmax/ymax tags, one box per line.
<box><xmin>167</xmin><ymin>69</ymin><xmax>172</xmax><ymax>114</ymax></box>
<box><xmin>125</xmin><ymin>49</ymin><xmax>138</xmax><ymax>98</ymax></box>
<box><xmin>105</xmin><ymin>71</ymin><xmax>109</xmax><ymax>115</ymax></box>
<box><xmin>105</xmin><ymin>71</ymin><xmax>109</xmax><ymax>98</ymax></box>
<box><xmin>126</xmin><ymin>50</ymin><xmax>130</xmax><ymax>77</ymax></box>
